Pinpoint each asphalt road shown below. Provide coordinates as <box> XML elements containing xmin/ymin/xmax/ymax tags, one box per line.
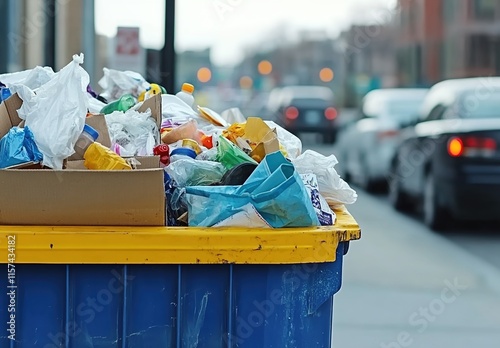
<box><xmin>302</xmin><ymin>137</ymin><xmax>500</xmax><ymax>348</ymax></box>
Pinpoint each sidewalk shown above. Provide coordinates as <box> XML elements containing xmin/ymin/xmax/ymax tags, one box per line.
<box><xmin>333</xmin><ymin>192</ymin><xmax>500</xmax><ymax>348</ymax></box>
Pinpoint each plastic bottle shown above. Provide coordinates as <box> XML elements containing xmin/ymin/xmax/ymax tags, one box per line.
<box><xmin>175</xmin><ymin>83</ymin><xmax>195</xmax><ymax>108</ymax></box>
<box><xmin>74</xmin><ymin>125</ymin><xmax>100</xmax><ymax>160</ymax></box>
<box><xmin>84</xmin><ymin>142</ymin><xmax>132</xmax><ymax>170</ymax></box>
<box><xmin>100</xmin><ymin>94</ymin><xmax>136</xmax><ymax>115</ymax></box>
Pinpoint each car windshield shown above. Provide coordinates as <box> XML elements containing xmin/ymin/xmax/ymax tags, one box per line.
<box><xmin>459</xmin><ymin>92</ymin><xmax>500</xmax><ymax>119</ymax></box>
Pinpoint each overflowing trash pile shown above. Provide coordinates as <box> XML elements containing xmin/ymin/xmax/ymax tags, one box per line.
<box><xmin>0</xmin><ymin>54</ymin><xmax>357</xmax><ymax>228</ymax></box>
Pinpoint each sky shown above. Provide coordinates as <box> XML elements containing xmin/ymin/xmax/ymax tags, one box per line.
<box><xmin>95</xmin><ymin>0</ymin><xmax>397</xmax><ymax>66</ymax></box>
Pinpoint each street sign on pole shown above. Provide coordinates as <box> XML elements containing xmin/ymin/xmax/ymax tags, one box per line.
<box><xmin>112</xmin><ymin>27</ymin><xmax>145</xmax><ymax>75</ymax></box>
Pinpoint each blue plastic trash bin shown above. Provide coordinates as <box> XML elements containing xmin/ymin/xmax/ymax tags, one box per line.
<box><xmin>0</xmin><ymin>209</ymin><xmax>360</xmax><ymax>348</ymax></box>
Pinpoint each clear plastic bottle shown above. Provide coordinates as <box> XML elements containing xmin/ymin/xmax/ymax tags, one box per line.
<box><xmin>175</xmin><ymin>83</ymin><xmax>195</xmax><ymax>108</ymax></box>
<box><xmin>74</xmin><ymin>125</ymin><xmax>100</xmax><ymax>160</ymax></box>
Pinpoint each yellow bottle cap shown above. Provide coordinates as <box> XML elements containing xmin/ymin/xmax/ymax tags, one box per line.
<box><xmin>182</xmin><ymin>83</ymin><xmax>195</xmax><ymax>94</ymax></box>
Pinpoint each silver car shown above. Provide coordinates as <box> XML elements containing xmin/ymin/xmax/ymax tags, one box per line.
<box><xmin>336</xmin><ymin>88</ymin><xmax>429</xmax><ymax>191</ymax></box>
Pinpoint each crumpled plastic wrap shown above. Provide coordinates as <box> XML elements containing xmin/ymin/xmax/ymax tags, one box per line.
<box><xmin>105</xmin><ymin>108</ymin><xmax>159</xmax><ymax>156</ymax></box>
<box><xmin>292</xmin><ymin>150</ymin><xmax>357</xmax><ymax>207</ymax></box>
<box><xmin>98</xmin><ymin>68</ymin><xmax>150</xmax><ymax>101</ymax></box>
<box><xmin>165</xmin><ymin>158</ymin><xmax>227</xmax><ymax>187</ymax></box>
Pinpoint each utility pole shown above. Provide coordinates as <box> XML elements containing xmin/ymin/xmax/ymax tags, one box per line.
<box><xmin>160</xmin><ymin>0</ymin><xmax>176</xmax><ymax>93</ymax></box>
<box><xmin>44</xmin><ymin>0</ymin><xmax>57</xmax><ymax>68</ymax></box>
<box><xmin>0</xmin><ymin>1</ymin><xmax>9</xmax><ymax>73</ymax></box>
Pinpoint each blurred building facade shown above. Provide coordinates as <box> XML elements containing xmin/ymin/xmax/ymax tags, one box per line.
<box><xmin>398</xmin><ymin>0</ymin><xmax>500</xmax><ymax>86</ymax></box>
<box><xmin>341</xmin><ymin>25</ymin><xmax>398</xmax><ymax>107</ymax></box>
<box><xmin>0</xmin><ymin>0</ymin><xmax>97</xmax><ymax>80</ymax></box>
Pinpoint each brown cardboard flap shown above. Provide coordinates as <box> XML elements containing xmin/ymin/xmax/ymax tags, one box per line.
<box><xmin>4</xmin><ymin>94</ymin><xmax>23</xmax><ymax>127</ymax></box>
<box><xmin>138</xmin><ymin>94</ymin><xmax>162</xmax><ymax>127</ymax></box>
<box><xmin>85</xmin><ymin>114</ymin><xmax>112</xmax><ymax>148</ymax></box>
<box><xmin>4</xmin><ymin>162</ymin><xmax>44</xmax><ymax>170</ymax></box>
<box><xmin>0</xmin><ymin>102</ymin><xmax>12</xmax><ymax>139</ymax></box>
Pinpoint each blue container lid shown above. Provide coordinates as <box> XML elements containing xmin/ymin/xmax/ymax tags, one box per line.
<box><xmin>83</xmin><ymin>124</ymin><xmax>99</xmax><ymax>141</ymax></box>
<box><xmin>171</xmin><ymin>148</ymin><xmax>197</xmax><ymax>159</ymax></box>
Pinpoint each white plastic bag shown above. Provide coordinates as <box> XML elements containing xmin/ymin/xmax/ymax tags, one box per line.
<box><xmin>105</xmin><ymin>108</ymin><xmax>159</xmax><ymax>156</ymax></box>
<box><xmin>292</xmin><ymin>150</ymin><xmax>357</xmax><ymax>207</ymax></box>
<box><xmin>98</xmin><ymin>68</ymin><xmax>150</xmax><ymax>101</ymax></box>
<box><xmin>264</xmin><ymin>121</ymin><xmax>302</xmax><ymax>159</ymax></box>
<box><xmin>18</xmin><ymin>54</ymin><xmax>90</xmax><ymax>169</ymax></box>
<box><xmin>0</xmin><ymin>66</ymin><xmax>55</xmax><ymax>91</ymax></box>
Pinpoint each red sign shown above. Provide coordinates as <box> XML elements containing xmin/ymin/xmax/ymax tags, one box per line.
<box><xmin>116</xmin><ymin>27</ymin><xmax>140</xmax><ymax>56</ymax></box>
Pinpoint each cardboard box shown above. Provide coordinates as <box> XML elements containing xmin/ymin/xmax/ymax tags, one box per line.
<box><xmin>0</xmin><ymin>94</ymin><xmax>166</xmax><ymax>226</ymax></box>
<box><xmin>0</xmin><ymin>156</ymin><xmax>165</xmax><ymax>226</ymax></box>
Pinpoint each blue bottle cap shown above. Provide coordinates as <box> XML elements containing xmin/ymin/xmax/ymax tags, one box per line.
<box><xmin>83</xmin><ymin>124</ymin><xmax>99</xmax><ymax>141</ymax></box>
<box><xmin>1</xmin><ymin>87</ymin><xmax>11</xmax><ymax>102</ymax></box>
<box><xmin>170</xmin><ymin>148</ymin><xmax>197</xmax><ymax>159</ymax></box>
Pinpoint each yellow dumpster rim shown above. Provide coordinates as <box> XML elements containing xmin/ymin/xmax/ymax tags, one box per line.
<box><xmin>0</xmin><ymin>207</ymin><xmax>360</xmax><ymax>265</ymax></box>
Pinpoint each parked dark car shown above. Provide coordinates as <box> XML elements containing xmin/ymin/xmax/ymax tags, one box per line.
<box><xmin>267</xmin><ymin>86</ymin><xmax>338</xmax><ymax>143</ymax></box>
<box><xmin>388</xmin><ymin>77</ymin><xmax>500</xmax><ymax>230</ymax></box>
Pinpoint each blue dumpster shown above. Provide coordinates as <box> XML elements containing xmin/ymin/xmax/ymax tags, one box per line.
<box><xmin>0</xmin><ymin>208</ymin><xmax>360</xmax><ymax>348</ymax></box>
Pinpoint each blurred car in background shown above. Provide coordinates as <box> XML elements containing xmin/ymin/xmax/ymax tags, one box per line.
<box><xmin>267</xmin><ymin>86</ymin><xmax>338</xmax><ymax>143</ymax></box>
<box><xmin>336</xmin><ymin>88</ymin><xmax>429</xmax><ymax>190</ymax></box>
<box><xmin>388</xmin><ymin>77</ymin><xmax>500</xmax><ymax>230</ymax></box>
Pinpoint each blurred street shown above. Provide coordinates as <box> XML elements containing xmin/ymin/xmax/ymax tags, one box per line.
<box><xmin>305</xmin><ymin>138</ymin><xmax>500</xmax><ymax>348</ymax></box>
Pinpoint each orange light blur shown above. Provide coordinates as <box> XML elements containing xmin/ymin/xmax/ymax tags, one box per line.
<box><xmin>448</xmin><ymin>137</ymin><xmax>464</xmax><ymax>157</ymax></box>
<box><xmin>240</xmin><ymin>76</ymin><xmax>253</xmax><ymax>89</ymax></box>
<box><xmin>319</xmin><ymin>68</ymin><xmax>334</xmax><ymax>82</ymax></box>
<box><xmin>258</xmin><ymin>60</ymin><xmax>273</xmax><ymax>75</ymax></box>
<box><xmin>197</xmin><ymin>67</ymin><xmax>212</xmax><ymax>83</ymax></box>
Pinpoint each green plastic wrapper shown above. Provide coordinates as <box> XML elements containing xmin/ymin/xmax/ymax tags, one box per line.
<box><xmin>216</xmin><ymin>136</ymin><xmax>258</xmax><ymax>170</ymax></box>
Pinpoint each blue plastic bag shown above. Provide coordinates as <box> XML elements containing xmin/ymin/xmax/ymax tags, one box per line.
<box><xmin>186</xmin><ymin>151</ymin><xmax>320</xmax><ymax>228</ymax></box>
<box><xmin>0</xmin><ymin>126</ymin><xmax>43</xmax><ymax>169</ymax></box>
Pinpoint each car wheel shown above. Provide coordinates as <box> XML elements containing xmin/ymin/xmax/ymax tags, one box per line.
<box><xmin>388</xmin><ymin>161</ymin><xmax>412</xmax><ymax>212</ymax></box>
<box><xmin>423</xmin><ymin>172</ymin><xmax>449</xmax><ymax>231</ymax></box>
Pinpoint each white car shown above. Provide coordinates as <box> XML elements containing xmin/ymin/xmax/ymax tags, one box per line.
<box><xmin>336</xmin><ymin>88</ymin><xmax>429</xmax><ymax>190</ymax></box>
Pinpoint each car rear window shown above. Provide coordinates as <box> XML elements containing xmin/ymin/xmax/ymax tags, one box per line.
<box><xmin>386</xmin><ymin>99</ymin><xmax>424</xmax><ymax>124</ymax></box>
<box><xmin>459</xmin><ymin>91</ymin><xmax>500</xmax><ymax>119</ymax></box>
